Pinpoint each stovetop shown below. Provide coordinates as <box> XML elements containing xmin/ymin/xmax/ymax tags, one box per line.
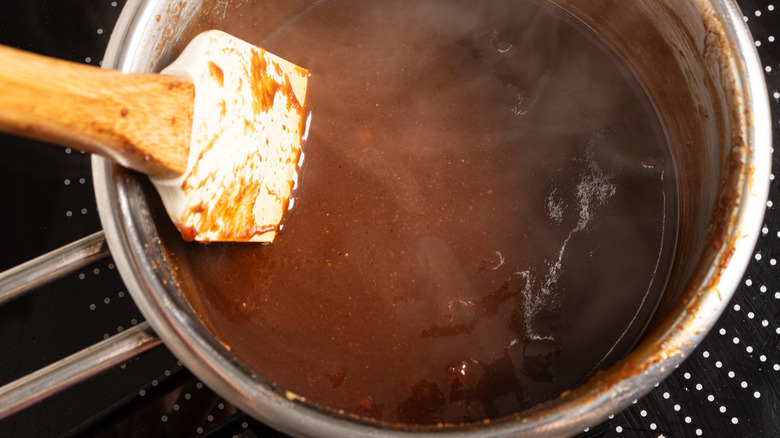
<box><xmin>0</xmin><ymin>1</ymin><xmax>777</xmax><ymax>437</ymax></box>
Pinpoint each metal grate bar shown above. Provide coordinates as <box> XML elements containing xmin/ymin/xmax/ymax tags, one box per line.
<box><xmin>0</xmin><ymin>231</ymin><xmax>110</xmax><ymax>305</ymax></box>
<box><xmin>0</xmin><ymin>321</ymin><xmax>161</xmax><ymax>420</ymax></box>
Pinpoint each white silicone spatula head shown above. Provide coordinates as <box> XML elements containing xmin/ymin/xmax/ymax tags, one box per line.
<box><xmin>155</xmin><ymin>30</ymin><xmax>309</xmax><ymax>243</ymax></box>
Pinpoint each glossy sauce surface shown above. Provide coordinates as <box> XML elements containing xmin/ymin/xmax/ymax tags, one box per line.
<box><xmin>163</xmin><ymin>0</ymin><xmax>678</xmax><ymax>425</ymax></box>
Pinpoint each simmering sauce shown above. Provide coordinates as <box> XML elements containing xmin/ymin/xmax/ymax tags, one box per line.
<box><xmin>161</xmin><ymin>0</ymin><xmax>678</xmax><ymax>425</ymax></box>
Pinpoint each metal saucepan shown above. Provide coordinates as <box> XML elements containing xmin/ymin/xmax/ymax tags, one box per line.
<box><xmin>92</xmin><ymin>0</ymin><xmax>771</xmax><ymax>436</ymax></box>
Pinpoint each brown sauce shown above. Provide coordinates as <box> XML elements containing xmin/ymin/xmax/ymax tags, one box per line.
<box><xmin>161</xmin><ymin>0</ymin><xmax>678</xmax><ymax>426</ymax></box>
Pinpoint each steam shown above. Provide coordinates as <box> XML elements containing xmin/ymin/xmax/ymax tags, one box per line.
<box><xmin>263</xmin><ymin>0</ymin><xmax>675</xmax><ymax>395</ymax></box>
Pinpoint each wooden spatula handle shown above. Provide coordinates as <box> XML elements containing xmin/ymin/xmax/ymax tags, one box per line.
<box><xmin>0</xmin><ymin>45</ymin><xmax>194</xmax><ymax>177</ymax></box>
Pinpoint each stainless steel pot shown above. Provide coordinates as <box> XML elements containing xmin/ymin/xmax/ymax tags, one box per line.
<box><xmin>93</xmin><ymin>0</ymin><xmax>771</xmax><ymax>436</ymax></box>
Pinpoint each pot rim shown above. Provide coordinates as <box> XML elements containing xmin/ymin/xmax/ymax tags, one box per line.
<box><xmin>92</xmin><ymin>0</ymin><xmax>771</xmax><ymax>436</ymax></box>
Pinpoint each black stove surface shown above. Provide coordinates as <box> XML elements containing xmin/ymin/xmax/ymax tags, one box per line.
<box><xmin>0</xmin><ymin>1</ymin><xmax>777</xmax><ymax>437</ymax></box>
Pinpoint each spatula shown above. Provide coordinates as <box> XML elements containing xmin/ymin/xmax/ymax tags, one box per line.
<box><xmin>0</xmin><ymin>30</ymin><xmax>309</xmax><ymax>243</ymax></box>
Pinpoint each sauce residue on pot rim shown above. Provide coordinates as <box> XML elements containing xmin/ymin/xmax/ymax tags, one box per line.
<box><xmin>158</xmin><ymin>0</ymin><xmax>679</xmax><ymax>426</ymax></box>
